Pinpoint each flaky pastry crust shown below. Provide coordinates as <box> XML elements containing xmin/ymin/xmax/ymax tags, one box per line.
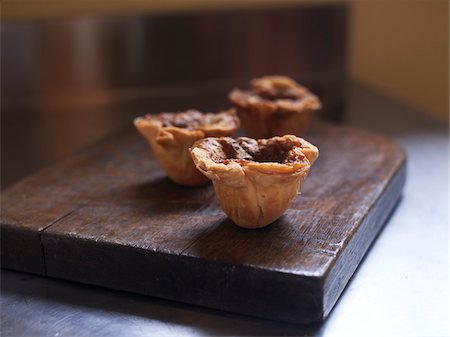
<box><xmin>134</xmin><ymin>109</ymin><xmax>239</xmax><ymax>186</ymax></box>
<box><xmin>229</xmin><ymin>76</ymin><xmax>321</xmax><ymax>138</ymax></box>
<box><xmin>190</xmin><ymin>135</ymin><xmax>319</xmax><ymax>228</ymax></box>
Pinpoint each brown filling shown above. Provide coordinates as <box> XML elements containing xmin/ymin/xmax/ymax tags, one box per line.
<box><xmin>157</xmin><ymin>110</ymin><xmax>204</xmax><ymax>130</ymax></box>
<box><xmin>231</xmin><ymin>76</ymin><xmax>309</xmax><ymax>104</ymax></box>
<box><xmin>258</xmin><ymin>90</ymin><xmax>300</xmax><ymax>101</ymax></box>
<box><xmin>200</xmin><ymin>137</ymin><xmax>306</xmax><ymax>165</ymax></box>
<box><xmin>252</xmin><ymin>77</ymin><xmax>304</xmax><ymax>101</ymax></box>
<box><xmin>146</xmin><ymin>109</ymin><xmax>234</xmax><ymax>130</ymax></box>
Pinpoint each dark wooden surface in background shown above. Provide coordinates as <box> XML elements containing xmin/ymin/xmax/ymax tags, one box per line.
<box><xmin>1</xmin><ymin>122</ymin><xmax>406</xmax><ymax>323</ymax></box>
<box><xmin>1</xmin><ymin>5</ymin><xmax>347</xmax><ymax>189</ymax></box>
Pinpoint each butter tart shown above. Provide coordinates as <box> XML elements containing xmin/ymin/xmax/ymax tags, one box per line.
<box><xmin>134</xmin><ymin>109</ymin><xmax>240</xmax><ymax>186</ymax></box>
<box><xmin>190</xmin><ymin>135</ymin><xmax>319</xmax><ymax>228</ymax></box>
<box><xmin>229</xmin><ymin>76</ymin><xmax>321</xmax><ymax>138</ymax></box>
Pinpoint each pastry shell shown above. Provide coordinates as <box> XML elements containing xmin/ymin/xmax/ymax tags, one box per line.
<box><xmin>229</xmin><ymin>76</ymin><xmax>321</xmax><ymax>138</ymax></box>
<box><xmin>134</xmin><ymin>109</ymin><xmax>240</xmax><ymax>186</ymax></box>
<box><xmin>190</xmin><ymin>135</ymin><xmax>319</xmax><ymax>228</ymax></box>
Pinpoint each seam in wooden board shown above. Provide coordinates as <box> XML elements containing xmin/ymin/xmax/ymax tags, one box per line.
<box><xmin>177</xmin><ymin>204</ymin><xmax>222</xmax><ymax>257</ymax></box>
<box><xmin>37</xmin><ymin>208</ymin><xmax>78</xmax><ymax>275</ymax></box>
<box><xmin>178</xmin><ymin>165</ymin><xmax>266</xmax><ymax>257</ymax></box>
<box><xmin>320</xmin><ymin>152</ymin><xmax>407</xmax><ymax>280</ymax></box>
<box><xmin>176</xmin><ymin>199</ymin><xmax>220</xmax><ymax>257</ymax></box>
<box><xmin>178</xmin><ymin>238</ymin><xmax>199</xmax><ymax>257</ymax></box>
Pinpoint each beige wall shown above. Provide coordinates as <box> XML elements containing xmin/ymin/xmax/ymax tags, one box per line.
<box><xmin>349</xmin><ymin>1</ymin><xmax>449</xmax><ymax>122</ymax></box>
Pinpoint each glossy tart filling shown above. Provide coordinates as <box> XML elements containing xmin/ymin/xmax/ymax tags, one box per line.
<box><xmin>229</xmin><ymin>76</ymin><xmax>321</xmax><ymax>114</ymax></box>
<box><xmin>193</xmin><ymin>135</ymin><xmax>316</xmax><ymax>167</ymax></box>
<box><xmin>137</xmin><ymin>109</ymin><xmax>237</xmax><ymax>131</ymax></box>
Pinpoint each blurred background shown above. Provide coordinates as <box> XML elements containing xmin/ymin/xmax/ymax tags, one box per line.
<box><xmin>1</xmin><ymin>0</ymin><xmax>448</xmax><ymax>189</ymax></box>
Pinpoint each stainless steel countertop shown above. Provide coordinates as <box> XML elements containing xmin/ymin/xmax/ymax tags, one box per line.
<box><xmin>1</xmin><ymin>85</ymin><xmax>449</xmax><ymax>337</ymax></box>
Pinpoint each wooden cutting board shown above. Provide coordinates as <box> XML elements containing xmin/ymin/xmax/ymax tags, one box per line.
<box><xmin>0</xmin><ymin>123</ymin><xmax>406</xmax><ymax>324</ymax></box>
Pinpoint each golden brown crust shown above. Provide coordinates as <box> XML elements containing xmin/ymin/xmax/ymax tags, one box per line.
<box><xmin>229</xmin><ymin>76</ymin><xmax>321</xmax><ymax>138</ymax></box>
<box><xmin>190</xmin><ymin>135</ymin><xmax>319</xmax><ymax>228</ymax></box>
<box><xmin>134</xmin><ymin>109</ymin><xmax>239</xmax><ymax>186</ymax></box>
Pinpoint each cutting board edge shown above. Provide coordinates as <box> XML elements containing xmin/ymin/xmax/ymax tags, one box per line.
<box><xmin>39</xmin><ymin>231</ymin><xmax>326</xmax><ymax>324</ymax></box>
<box><xmin>322</xmin><ymin>156</ymin><xmax>406</xmax><ymax>318</ymax></box>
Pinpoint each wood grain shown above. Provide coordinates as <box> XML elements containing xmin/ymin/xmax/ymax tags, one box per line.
<box><xmin>0</xmin><ymin>123</ymin><xmax>406</xmax><ymax>323</ymax></box>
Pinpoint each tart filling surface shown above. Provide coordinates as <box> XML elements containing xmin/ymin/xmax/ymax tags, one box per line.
<box><xmin>192</xmin><ymin>135</ymin><xmax>318</xmax><ymax>177</ymax></box>
<box><xmin>229</xmin><ymin>76</ymin><xmax>321</xmax><ymax>116</ymax></box>
<box><xmin>136</xmin><ymin>109</ymin><xmax>239</xmax><ymax>135</ymax></box>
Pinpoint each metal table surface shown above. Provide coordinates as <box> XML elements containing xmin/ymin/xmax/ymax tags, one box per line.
<box><xmin>1</xmin><ymin>85</ymin><xmax>449</xmax><ymax>337</ymax></box>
